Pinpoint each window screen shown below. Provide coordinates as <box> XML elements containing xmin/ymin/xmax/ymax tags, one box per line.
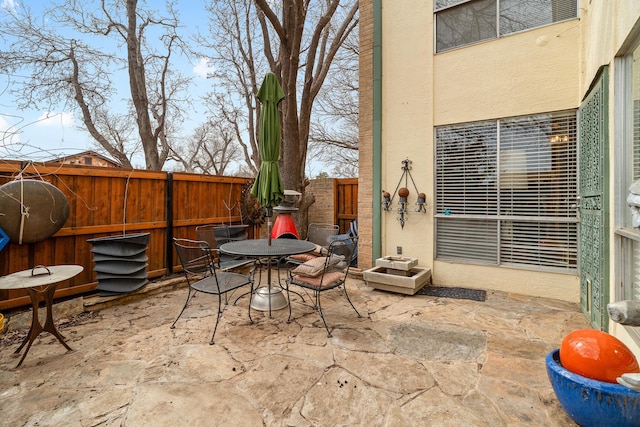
<box><xmin>435</xmin><ymin>0</ymin><xmax>578</xmax><ymax>52</ymax></box>
<box><xmin>436</xmin><ymin>0</ymin><xmax>496</xmax><ymax>52</ymax></box>
<box><xmin>500</xmin><ymin>0</ymin><xmax>578</xmax><ymax>35</ymax></box>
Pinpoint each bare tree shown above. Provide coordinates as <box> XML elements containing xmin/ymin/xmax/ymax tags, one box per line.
<box><xmin>171</xmin><ymin>121</ymin><xmax>240</xmax><ymax>175</ymax></box>
<box><xmin>254</xmin><ymin>0</ymin><xmax>358</xmax><ymax>198</ymax></box>
<box><xmin>0</xmin><ymin>0</ymin><xmax>190</xmax><ymax>170</ymax></box>
<box><xmin>309</xmin><ymin>22</ymin><xmax>359</xmax><ymax>177</ymax></box>
<box><xmin>197</xmin><ymin>0</ymin><xmax>265</xmax><ymax>176</ymax></box>
<box><xmin>200</xmin><ymin>0</ymin><xmax>359</xmax><ymax>229</ymax></box>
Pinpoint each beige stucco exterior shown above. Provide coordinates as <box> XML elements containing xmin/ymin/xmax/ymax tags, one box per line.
<box><xmin>377</xmin><ymin>1</ymin><xmax>582</xmax><ymax>302</ymax></box>
<box><xmin>360</xmin><ymin>0</ymin><xmax>640</xmax><ymax>355</ymax></box>
<box><xmin>379</xmin><ymin>1</ymin><xmax>433</xmax><ymax>275</ymax></box>
<box><xmin>434</xmin><ymin>22</ymin><xmax>581</xmax><ymax>125</ymax></box>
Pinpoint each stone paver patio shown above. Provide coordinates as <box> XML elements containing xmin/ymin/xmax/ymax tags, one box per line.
<box><xmin>0</xmin><ymin>275</ymin><xmax>589</xmax><ymax>426</ymax></box>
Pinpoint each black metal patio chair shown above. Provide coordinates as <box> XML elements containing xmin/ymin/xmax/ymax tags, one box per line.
<box><xmin>307</xmin><ymin>223</ymin><xmax>340</xmax><ymax>247</ymax></box>
<box><xmin>195</xmin><ymin>224</ymin><xmax>254</xmax><ymax>272</ymax></box>
<box><xmin>171</xmin><ymin>238</ymin><xmax>254</xmax><ymax>344</ymax></box>
<box><xmin>285</xmin><ymin>235</ymin><xmax>362</xmax><ymax>337</ymax></box>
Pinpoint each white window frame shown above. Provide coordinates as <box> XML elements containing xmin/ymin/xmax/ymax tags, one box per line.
<box><xmin>435</xmin><ymin>110</ymin><xmax>578</xmax><ymax>273</ymax></box>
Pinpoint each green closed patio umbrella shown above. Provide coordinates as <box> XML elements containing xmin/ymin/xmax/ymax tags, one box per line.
<box><xmin>251</xmin><ymin>73</ymin><xmax>285</xmax><ymax>245</ymax></box>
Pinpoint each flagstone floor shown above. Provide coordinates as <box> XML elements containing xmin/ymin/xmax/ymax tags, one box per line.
<box><xmin>0</xmin><ymin>275</ymin><xmax>589</xmax><ymax>426</ymax></box>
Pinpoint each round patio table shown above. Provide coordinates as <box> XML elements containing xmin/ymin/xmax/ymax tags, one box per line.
<box><xmin>219</xmin><ymin>239</ymin><xmax>316</xmax><ymax>317</ymax></box>
<box><xmin>0</xmin><ymin>265</ymin><xmax>83</xmax><ymax>367</ymax></box>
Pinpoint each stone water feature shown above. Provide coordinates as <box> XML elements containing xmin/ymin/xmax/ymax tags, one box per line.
<box><xmin>363</xmin><ymin>256</ymin><xmax>431</xmax><ymax>295</ymax></box>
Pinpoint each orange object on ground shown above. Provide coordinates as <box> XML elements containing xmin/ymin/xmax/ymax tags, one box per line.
<box><xmin>559</xmin><ymin>329</ymin><xmax>640</xmax><ymax>383</ymax></box>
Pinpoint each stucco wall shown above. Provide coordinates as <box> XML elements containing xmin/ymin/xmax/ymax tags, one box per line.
<box><xmin>380</xmin><ymin>0</ymin><xmax>433</xmax><ymax>268</ymax></box>
<box><xmin>580</xmin><ymin>1</ymin><xmax>640</xmax><ymax>94</ymax></box>
<box><xmin>363</xmin><ymin>0</ymin><xmax>640</xmax><ymax>355</ymax></box>
<box><xmin>434</xmin><ymin>21</ymin><xmax>581</xmax><ymax>125</ymax></box>
<box><xmin>377</xmin><ymin>1</ymin><xmax>581</xmax><ymax>302</ymax></box>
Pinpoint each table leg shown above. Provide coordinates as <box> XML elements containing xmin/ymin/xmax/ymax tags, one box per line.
<box><xmin>267</xmin><ymin>256</ymin><xmax>272</xmax><ymax>317</ymax></box>
<box><xmin>14</xmin><ymin>284</ymin><xmax>72</xmax><ymax>367</ymax></box>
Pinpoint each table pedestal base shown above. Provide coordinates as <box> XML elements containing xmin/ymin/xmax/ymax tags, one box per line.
<box><xmin>14</xmin><ymin>284</ymin><xmax>73</xmax><ymax>368</ymax></box>
<box><xmin>250</xmin><ymin>286</ymin><xmax>288</xmax><ymax>313</ymax></box>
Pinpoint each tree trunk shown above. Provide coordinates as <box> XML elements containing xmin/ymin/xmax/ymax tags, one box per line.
<box><xmin>126</xmin><ymin>0</ymin><xmax>160</xmax><ymax>170</ymax></box>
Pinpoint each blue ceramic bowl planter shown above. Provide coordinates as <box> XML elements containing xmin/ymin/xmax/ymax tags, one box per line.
<box><xmin>546</xmin><ymin>349</ymin><xmax>640</xmax><ymax>427</ymax></box>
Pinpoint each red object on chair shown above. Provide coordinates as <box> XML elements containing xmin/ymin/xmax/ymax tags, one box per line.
<box><xmin>271</xmin><ymin>212</ymin><xmax>299</xmax><ymax>239</ymax></box>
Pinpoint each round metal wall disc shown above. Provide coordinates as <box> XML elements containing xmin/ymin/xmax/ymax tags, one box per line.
<box><xmin>0</xmin><ymin>179</ymin><xmax>70</xmax><ymax>244</ymax></box>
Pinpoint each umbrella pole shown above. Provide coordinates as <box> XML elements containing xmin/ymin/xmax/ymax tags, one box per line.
<box><xmin>266</xmin><ymin>206</ymin><xmax>273</xmax><ymax>316</ymax></box>
<box><xmin>266</xmin><ymin>206</ymin><xmax>273</xmax><ymax>246</ymax></box>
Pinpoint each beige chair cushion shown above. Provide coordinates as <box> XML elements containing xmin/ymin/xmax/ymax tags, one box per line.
<box><xmin>288</xmin><ymin>253</ymin><xmax>317</xmax><ymax>263</ymax></box>
<box><xmin>292</xmin><ymin>271</ymin><xmax>345</xmax><ymax>288</ymax></box>
<box><xmin>292</xmin><ymin>255</ymin><xmax>343</xmax><ymax>277</ymax></box>
<box><xmin>292</xmin><ymin>256</ymin><xmax>328</xmax><ymax>277</ymax></box>
<box><xmin>312</xmin><ymin>244</ymin><xmax>328</xmax><ymax>256</ymax></box>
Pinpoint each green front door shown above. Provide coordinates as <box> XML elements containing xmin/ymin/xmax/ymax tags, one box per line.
<box><xmin>578</xmin><ymin>66</ymin><xmax>610</xmax><ymax>331</ymax></box>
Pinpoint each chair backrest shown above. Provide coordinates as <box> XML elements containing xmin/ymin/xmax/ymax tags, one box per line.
<box><xmin>195</xmin><ymin>225</ymin><xmax>219</xmax><ymax>250</ymax></box>
<box><xmin>173</xmin><ymin>238</ymin><xmax>215</xmax><ymax>278</ymax></box>
<box><xmin>214</xmin><ymin>225</ymin><xmax>249</xmax><ymax>245</ymax></box>
<box><xmin>307</xmin><ymin>223</ymin><xmax>339</xmax><ymax>247</ymax></box>
<box><xmin>326</xmin><ymin>235</ymin><xmax>358</xmax><ymax>273</ymax></box>
<box><xmin>195</xmin><ymin>225</ymin><xmax>220</xmax><ymax>264</ymax></box>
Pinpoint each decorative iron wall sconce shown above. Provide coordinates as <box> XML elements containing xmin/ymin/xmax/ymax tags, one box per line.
<box><xmin>382</xmin><ymin>158</ymin><xmax>426</xmax><ymax>228</ymax></box>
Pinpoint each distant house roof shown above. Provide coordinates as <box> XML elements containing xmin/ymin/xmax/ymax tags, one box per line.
<box><xmin>47</xmin><ymin>150</ymin><xmax>121</xmax><ymax>168</ymax></box>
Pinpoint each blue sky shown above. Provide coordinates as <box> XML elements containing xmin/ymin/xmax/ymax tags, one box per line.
<box><xmin>0</xmin><ymin>0</ymin><xmax>215</xmax><ymax>168</ymax></box>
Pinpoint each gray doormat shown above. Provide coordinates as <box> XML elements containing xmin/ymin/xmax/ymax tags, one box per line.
<box><xmin>416</xmin><ymin>286</ymin><xmax>486</xmax><ymax>302</ymax></box>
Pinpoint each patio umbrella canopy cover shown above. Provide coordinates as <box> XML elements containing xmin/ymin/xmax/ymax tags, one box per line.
<box><xmin>251</xmin><ymin>73</ymin><xmax>285</xmax><ymax>243</ymax></box>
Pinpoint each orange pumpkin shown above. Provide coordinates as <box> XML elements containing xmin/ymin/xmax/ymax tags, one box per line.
<box><xmin>559</xmin><ymin>329</ymin><xmax>640</xmax><ymax>383</ymax></box>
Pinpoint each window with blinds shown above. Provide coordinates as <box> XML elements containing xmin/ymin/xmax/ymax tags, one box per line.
<box><xmin>435</xmin><ymin>110</ymin><xmax>578</xmax><ymax>270</ymax></box>
<box><xmin>435</xmin><ymin>0</ymin><xmax>578</xmax><ymax>52</ymax></box>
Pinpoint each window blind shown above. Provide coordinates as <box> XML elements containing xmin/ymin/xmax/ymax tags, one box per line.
<box><xmin>435</xmin><ymin>110</ymin><xmax>578</xmax><ymax>270</ymax></box>
<box><xmin>435</xmin><ymin>121</ymin><xmax>497</xmax><ymax>216</ymax></box>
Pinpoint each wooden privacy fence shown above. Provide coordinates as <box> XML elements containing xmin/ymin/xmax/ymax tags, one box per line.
<box><xmin>335</xmin><ymin>178</ymin><xmax>358</xmax><ymax>233</ymax></box>
<box><xmin>0</xmin><ymin>162</ymin><xmax>358</xmax><ymax>310</ymax></box>
<box><xmin>0</xmin><ymin>162</ymin><xmax>254</xmax><ymax>310</ymax></box>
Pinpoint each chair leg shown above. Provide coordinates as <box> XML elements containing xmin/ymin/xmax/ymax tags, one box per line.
<box><xmin>247</xmin><ymin>284</ymin><xmax>254</xmax><ymax>325</ymax></box>
<box><xmin>342</xmin><ymin>285</ymin><xmax>363</xmax><ymax>318</ymax></box>
<box><xmin>232</xmin><ymin>289</ymin><xmax>253</xmax><ymax>306</ymax></box>
<box><xmin>171</xmin><ymin>287</ymin><xmax>194</xmax><ymax>329</ymax></box>
<box><xmin>286</xmin><ymin>281</ymin><xmax>293</xmax><ymax>324</ymax></box>
<box><xmin>315</xmin><ymin>290</ymin><xmax>332</xmax><ymax>337</ymax></box>
<box><xmin>210</xmin><ymin>293</ymin><xmax>224</xmax><ymax>345</ymax></box>
<box><xmin>314</xmin><ymin>285</ymin><xmax>363</xmax><ymax>338</ymax></box>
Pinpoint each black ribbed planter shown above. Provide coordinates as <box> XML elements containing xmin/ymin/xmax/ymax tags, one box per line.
<box><xmin>87</xmin><ymin>233</ymin><xmax>150</xmax><ymax>295</ymax></box>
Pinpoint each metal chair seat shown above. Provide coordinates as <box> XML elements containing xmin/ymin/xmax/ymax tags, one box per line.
<box><xmin>171</xmin><ymin>238</ymin><xmax>254</xmax><ymax>344</ymax></box>
<box><xmin>191</xmin><ymin>271</ymin><xmax>255</xmax><ymax>295</ymax></box>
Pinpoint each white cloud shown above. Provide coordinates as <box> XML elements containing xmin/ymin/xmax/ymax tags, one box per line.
<box><xmin>193</xmin><ymin>57</ymin><xmax>215</xmax><ymax>79</ymax></box>
<box><xmin>0</xmin><ymin>114</ymin><xmax>21</xmax><ymax>144</ymax></box>
<box><xmin>1</xmin><ymin>0</ymin><xmax>16</xmax><ymax>13</ymax></box>
<box><xmin>35</xmin><ymin>111</ymin><xmax>75</xmax><ymax>127</ymax></box>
